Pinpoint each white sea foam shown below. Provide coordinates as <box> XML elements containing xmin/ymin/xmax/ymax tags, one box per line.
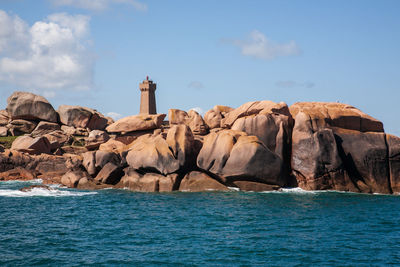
<box><xmin>0</xmin><ymin>187</ymin><xmax>97</xmax><ymax>197</ymax></box>
<box><xmin>258</xmin><ymin>187</ymin><xmax>318</xmax><ymax>194</ymax></box>
<box><xmin>227</xmin><ymin>187</ymin><xmax>240</xmax><ymax>192</ymax></box>
<box><xmin>0</xmin><ymin>179</ymin><xmax>43</xmax><ymax>185</ymax></box>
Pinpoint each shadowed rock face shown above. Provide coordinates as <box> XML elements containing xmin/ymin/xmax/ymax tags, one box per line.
<box><xmin>387</xmin><ymin>135</ymin><xmax>400</xmax><ymax>193</ymax></box>
<box><xmin>6</xmin><ymin>92</ymin><xmax>58</xmax><ymax>122</ymax></box>
<box><xmin>290</xmin><ymin>102</ymin><xmax>392</xmax><ymax>194</ymax></box>
<box><xmin>7</xmin><ymin>119</ymin><xmax>37</xmax><ymax>136</ymax></box>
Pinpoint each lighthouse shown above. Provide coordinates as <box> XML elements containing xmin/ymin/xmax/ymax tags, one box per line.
<box><xmin>139</xmin><ymin>76</ymin><xmax>157</xmax><ymax>114</ymax></box>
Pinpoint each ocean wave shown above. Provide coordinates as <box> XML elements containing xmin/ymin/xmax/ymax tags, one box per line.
<box><xmin>0</xmin><ymin>187</ymin><xmax>97</xmax><ymax>198</ymax></box>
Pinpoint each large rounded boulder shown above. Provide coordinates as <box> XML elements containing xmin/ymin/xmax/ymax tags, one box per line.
<box><xmin>11</xmin><ymin>136</ymin><xmax>51</xmax><ymax>155</ymax></box>
<box><xmin>125</xmin><ymin>134</ymin><xmax>180</xmax><ymax>175</ymax></box>
<box><xmin>197</xmin><ymin>130</ymin><xmax>284</xmax><ymax>186</ymax></box>
<box><xmin>6</xmin><ymin>92</ymin><xmax>58</xmax><ymax>122</ymax></box>
<box><xmin>58</xmin><ymin>105</ymin><xmax>108</xmax><ymax>130</ymax></box>
<box><xmin>106</xmin><ymin>114</ymin><xmax>166</xmax><ymax>133</ymax></box>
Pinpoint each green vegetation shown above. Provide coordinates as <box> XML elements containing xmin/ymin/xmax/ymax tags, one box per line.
<box><xmin>71</xmin><ymin>136</ymin><xmax>85</xmax><ymax>147</ymax></box>
<box><xmin>0</xmin><ymin>136</ymin><xmax>19</xmax><ymax>149</ymax></box>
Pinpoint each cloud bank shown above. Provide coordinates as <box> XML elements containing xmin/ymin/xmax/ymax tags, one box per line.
<box><xmin>231</xmin><ymin>30</ymin><xmax>301</xmax><ymax>60</ymax></box>
<box><xmin>0</xmin><ymin>10</ymin><xmax>94</xmax><ymax>95</ymax></box>
<box><xmin>51</xmin><ymin>0</ymin><xmax>147</xmax><ymax>11</ymax></box>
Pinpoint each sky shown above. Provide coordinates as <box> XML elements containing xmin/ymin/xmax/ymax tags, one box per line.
<box><xmin>0</xmin><ymin>0</ymin><xmax>399</xmax><ymax>135</ymax></box>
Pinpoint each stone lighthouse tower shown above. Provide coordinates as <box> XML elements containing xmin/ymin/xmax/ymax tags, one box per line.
<box><xmin>139</xmin><ymin>76</ymin><xmax>157</xmax><ymax>114</ymax></box>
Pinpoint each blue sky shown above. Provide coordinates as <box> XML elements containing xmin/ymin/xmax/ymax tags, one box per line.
<box><xmin>0</xmin><ymin>0</ymin><xmax>399</xmax><ymax>134</ymax></box>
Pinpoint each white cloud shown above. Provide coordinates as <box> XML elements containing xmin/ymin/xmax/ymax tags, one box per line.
<box><xmin>188</xmin><ymin>81</ymin><xmax>204</xmax><ymax>90</ymax></box>
<box><xmin>52</xmin><ymin>0</ymin><xmax>147</xmax><ymax>11</ymax></box>
<box><xmin>190</xmin><ymin>107</ymin><xmax>204</xmax><ymax>115</ymax></box>
<box><xmin>0</xmin><ymin>10</ymin><xmax>94</xmax><ymax>94</ymax></box>
<box><xmin>106</xmin><ymin>112</ymin><xmax>123</xmax><ymax>121</ymax></box>
<box><xmin>276</xmin><ymin>80</ymin><xmax>315</xmax><ymax>89</ymax></box>
<box><xmin>232</xmin><ymin>30</ymin><xmax>301</xmax><ymax>60</ymax></box>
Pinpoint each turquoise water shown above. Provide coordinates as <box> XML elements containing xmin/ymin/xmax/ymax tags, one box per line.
<box><xmin>0</xmin><ymin>180</ymin><xmax>400</xmax><ymax>266</ymax></box>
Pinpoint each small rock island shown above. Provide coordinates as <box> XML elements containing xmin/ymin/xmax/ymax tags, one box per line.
<box><xmin>1</xmin><ymin>78</ymin><xmax>399</xmax><ymax>194</ymax></box>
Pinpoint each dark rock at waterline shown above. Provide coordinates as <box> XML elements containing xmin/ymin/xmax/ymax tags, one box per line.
<box><xmin>94</xmin><ymin>162</ymin><xmax>124</xmax><ymax>185</ymax></box>
<box><xmin>116</xmin><ymin>168</ymin><xmax>179</xmax><ymax>192</ymax></box>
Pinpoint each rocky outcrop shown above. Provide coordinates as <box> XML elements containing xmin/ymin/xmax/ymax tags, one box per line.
<box><xmin>2</xmin><ymin>89</ymin><xmax>400</xmax><ymax>194</ymax></box>
<box><xmin>197</xmin><ymin>130</ymin><xmax>284</xmax><ymax>186</ymax></box>
<box><xmin>106</xmin><ymin>114</ymin><xmax>166</xmax><ymax>133</ymax></box>
<box><xmin>204</xmin><ymin>105</ymin><xmax>233</xmax><ymax>129</ymax></box>
<box><xmin>6</xmin><ymin>92</ymin><xmax>58</xmax><ymax>122</ymax></box>
<box><xmin>179</xmin><ymin>171</ymin><xmax>229</xmax><ymax>192</ymax></box>
<box><xmin>11</xmin><ymin>136</ymin><xmax>51</xmax><ymax>155</ymax></box>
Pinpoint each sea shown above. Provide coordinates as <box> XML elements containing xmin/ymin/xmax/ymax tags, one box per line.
<box><xmin>0</xmin><ymin>180</ymin><xmax>399</xmax><ymax>266</ymax></box>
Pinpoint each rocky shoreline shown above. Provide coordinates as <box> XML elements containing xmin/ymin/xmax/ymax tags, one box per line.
<box><xmin>1</xmin><ymin>91</ymin><xmax>399</xmax><ymax>194</ymax></box>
